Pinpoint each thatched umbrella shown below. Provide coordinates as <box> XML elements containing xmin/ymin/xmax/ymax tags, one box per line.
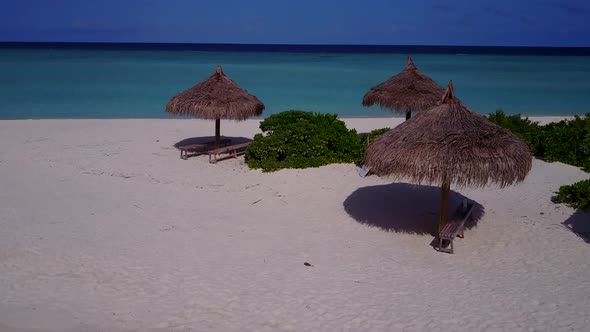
<box><xmin>166</xmin><ymin>65</ymin><xmax>264</xmax><ymax>147</ymax></box>
<box><xmin>364</xmin><ymin>81</ymin><xmax>532</xmax><ymax>231</ymax></box>
<box><xmin>362</xmin><ymin>56</ymin><xmax>445</xmax><ymax>120</ymax></box>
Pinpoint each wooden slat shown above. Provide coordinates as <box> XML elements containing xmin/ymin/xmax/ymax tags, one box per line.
<box><xmin>180</xmin><ymin>144</ymin><xmax>207</xmax><ymax>152</ymax></box>
<box><xmin>209</xmin><ymin>142</ymin><xmax>250</xmax><ymax>155</ymax></box>
<box><xmin>437</xmin><ymin>201</ymin><xmax>475</xmax><ymax>253</ymax></box>
<box><xmin>180</xmin><ymin>139</ymin><xmax>231</xmax><ymax>152</ymax></box>
<box><xmin>179</xmin><ymin>139</ymin><xmax>231</xmax><ymax>160</ymax></box>
<box><xmin>208</xmin><ymin>142</ymin><xmax>251</xmax><ymax>163</ymax></box>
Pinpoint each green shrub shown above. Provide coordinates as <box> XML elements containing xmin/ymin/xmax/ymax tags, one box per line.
<box><xmin>361</xmin><ymin>128</ymin><xmax>390</xmax><ymax>147</ymax></box>
<box><xmin>489</xmin><ymin>111</ymin><xmax>590</xmax><ymax>210</ymax></box>
<box><xmin>245</xmin><ymin>110</ymin><xmax>364</xmax><ymax>172</ymax></box>
<box><xmin>487</xmin><ymin>110</ymin><xmax>540</xmax><ymax>144</ymax></box>
<box><xmin>554</xmin><ymin>179</ymin><xmax>590</xmax><ymax>210</ymax></box>
<box><xmin>534</xmin><ymin>116</ymin><xmax>590</xmax><ymax>171</ymax></box>
<box><xmin>487</xmin><ymin>111</ymin><xmax>590</xmax><ymax>172</ymax></box>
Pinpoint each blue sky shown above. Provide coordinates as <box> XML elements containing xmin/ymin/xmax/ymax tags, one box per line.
<box><xmin>0</xmin><ymin>0</ymin><xmax>588</xmax><ymax>46</ymax></box>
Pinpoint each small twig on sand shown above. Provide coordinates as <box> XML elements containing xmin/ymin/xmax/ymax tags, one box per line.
<box><xmin>252</xmin><ymin>199</ymin><xmax>262</xmax><ymax>205</ymax></box>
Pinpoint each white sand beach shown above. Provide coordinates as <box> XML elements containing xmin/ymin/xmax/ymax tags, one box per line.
<box><xmin>0</xmin><ymin>117</ymin><xmax>589</xmax><ymax>331</ymax></box>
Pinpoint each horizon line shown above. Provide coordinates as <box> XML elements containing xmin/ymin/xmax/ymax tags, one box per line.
<box><xmin>1</xmin><ymin>41</ymin><xmax>590</xmax><ymax>49</ymax></box>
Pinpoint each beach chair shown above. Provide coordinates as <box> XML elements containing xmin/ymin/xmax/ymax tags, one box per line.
<box><xmin>208</xmin><ymin>142</ymin><xmax>251</xmax><ymax>164</ymax></box>
<box><xmin>437</xmin><ymin>199</ymin><xmax>475</xmax><ymax>254</ymax></box>
<box><xmin>179</xmin><ymin>138</ymin><xmax>230</xmax><ymax>159</ymax></box>
<box><xmin>357</xmin><ymin>165</ymin><xmax>371</xmax><ymax>177</ymax></box>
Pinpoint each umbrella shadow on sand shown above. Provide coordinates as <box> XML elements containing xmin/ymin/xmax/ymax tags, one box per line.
<box><xmin>562</xmin><ymin>210</ymin><xmax>590</xmax><ymax>243</ymax></box>
<box><xmin>343</xmin><ymin>182</ymin><xmax>485</xmax><ymax>236</ymax></box>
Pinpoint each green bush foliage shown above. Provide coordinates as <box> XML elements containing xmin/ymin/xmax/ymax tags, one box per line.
<box><xmin>488</xmin><ymin>110</ymin><xmax>590</xmax><ymax>210</ymax></box>
<box><xmin>245</xmin><ymin>110</ymin><xmax>364</xmax><ymax>172</ymax></box>
<box><xmin>486</xmin><ymin>109</ymin><xmax>540</xmax><ymax>141</ymax></box>
<box><xmin>535</xmin><ymin>116</ymin><xmax>590</xmax><ymax>171</ymax></box>
<box><xmin>554</xmin><ymin>179</ymin><xmax>590</xmax><ymax>210</ymax></box>
<box><xmin>361</xmin><ymin>127</ymin><xmax>390</xmax><ymax>146</ymax></box>
<box><xmin>487</xmin><ymin>110</ymin><xmax>590</xmax><ymax>172</ymax></box>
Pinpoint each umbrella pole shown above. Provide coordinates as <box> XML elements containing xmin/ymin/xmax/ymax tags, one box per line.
<box><xmin>405</xmin><ymin>111</ymin><xmax>411</xmax><ymax>120</ymax></box>
<box><xmin>438</xmin><ymin>182</ymin><xmax>450</xmax><ymax>232</ymax></box>
<box><xmin>215</xmin><ymin>118</ymin><xmax>220</xmax><ymax>148</ymax></box>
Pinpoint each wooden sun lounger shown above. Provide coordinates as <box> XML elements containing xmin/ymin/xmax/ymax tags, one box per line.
<box><xmin>437</xmin><ymin>200</ymin><xmax>475</xmax><ymax>254</ymax></box>
<box><xmin>208</xmin><ymin>142</ymin><xmax>251</xmax><ymax>164</ymax></box>
<box><xmin>179</xmin><ymin>138</ymin><xmax>231</xmax><ymax>160</ymax></box>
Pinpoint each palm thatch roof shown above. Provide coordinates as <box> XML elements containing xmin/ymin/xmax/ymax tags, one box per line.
<box><xmin>362</xmin><ymin>57</ymin><xmax>446</xmax><ymax>116</ymax></box>
<box><xmin>166</xmin><ymin>65</ymin><xmax>264</xmax><ymax>120</ymax></box>
<box><xmin>364</xmin><ymin>81</ymin><xmax>532</xmax><ymax>188</ymax></box>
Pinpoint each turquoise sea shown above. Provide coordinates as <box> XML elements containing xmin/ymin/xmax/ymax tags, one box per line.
<box><xmin>1</xmin><ymin>44</ymin><xmax>589</xmax><ymax>119</ymax></box>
